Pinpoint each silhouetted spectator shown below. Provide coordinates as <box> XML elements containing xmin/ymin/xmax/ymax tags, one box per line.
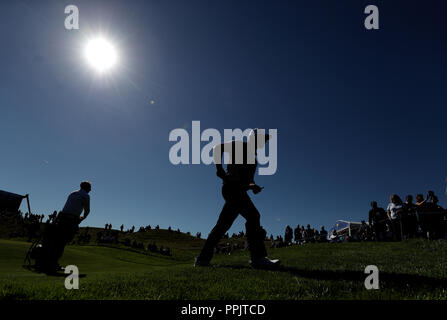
<box><xmin>294</xmin><ymin>225</ymin><xmax>302</xmax><ymax>244</ymax></box>
<box><xmin>369</xmin><ymin>201</ymin><xmax>387</xmax><ymax>241</ymax></box>
<box><xmin>429</xmin><ymin>195</ymin><xmax>444</xmax><ymax>211</ymax></box>
<box><xmin>319</xmin><ymin>226</ymin><xmax>328</xmax><ymax>242</ymax></box>
<box><xmin>305</xmin><ymin>224</ymin><xmax>313</xmax><ymax>243</ymax></box>
<box><xmin>415</xmin><ymin>194</ymin><xmax>429</xmax><ymax>209</ymax></box>
<box><xmin>387</xmin><ymin>194</ymin><xmax>405</xmax><ymax>241</ymax></box>
<box><xmin>425</xmin><ymin>194</ymin><xmax>445</xmax><ymax>239</ymax></box>
<box><xmin>404</xmin><ymin>195</ymin><xmax>418</xmax><ymax>238</ymax></box>
<box><xmin>284</xmin><ymin>225</ymin><xmax>293</xmax><ymax>244</ymax></box>
<box><xmin>313</xmin><ymin>229</ymin><xmax>320</xmax><ymax>242</ymax></box>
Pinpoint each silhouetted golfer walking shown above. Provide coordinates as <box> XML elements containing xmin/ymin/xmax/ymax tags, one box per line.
<box><xmin>195</xmin><ymin>129</ymin><xmax>279</xmax><ymax>269</ymax></box>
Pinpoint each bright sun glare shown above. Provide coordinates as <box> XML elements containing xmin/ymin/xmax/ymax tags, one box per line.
<box><xmin>84</xmin><ymin>38</ymin><xmax>118</xmax><ymax>73</ymax></box>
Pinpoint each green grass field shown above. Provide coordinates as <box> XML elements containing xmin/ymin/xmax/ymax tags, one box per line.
<box><xmin>2</xmin><ymin>236</ymin><xmax>447</xmax><ymax>300</ymax></box>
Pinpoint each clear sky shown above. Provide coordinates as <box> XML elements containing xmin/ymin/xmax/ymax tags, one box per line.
<box><xmin>1</xmin><ymin>0</ymin><xmax>446</xmax><ymax>238</ymax></box>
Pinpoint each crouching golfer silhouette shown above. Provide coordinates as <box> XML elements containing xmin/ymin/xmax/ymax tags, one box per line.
<box><xmin>195</xmin><ymin>129</ymin><xmax>280</xmax><ymax>269</ymax></box>
<box><xmin>37</xmin><ymin>181</ymin><xmax>91</xmax><ymax>273</ymax></box>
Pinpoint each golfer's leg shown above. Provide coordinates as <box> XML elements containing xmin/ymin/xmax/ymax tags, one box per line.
<box><xmin>53</xmin><ymin>224</ymin><xmax>68</xmax><ymax>264</ymax></box>
<box><xmin>54</xmin><ymin>220</ymin><xmax>76</xmax><ymax>264</ymax></box>
<box><xmin>39</xmin><ymin>226</ymin><xmax>53</xmax><ymax>267</ymax></box>
<box><xmin>240</xmin><ymin>195</ymin><xmax>267</xmax><ymax>262</ymax></box>
<box><xmin>197</xmin><ymin>202</ymin><xmax>238</xmax><ymax>262</ymax></box>
<box><xmin>44</xmin><ymin>225</ymin><xmax>62</xmax><ymax>268</ymax></box>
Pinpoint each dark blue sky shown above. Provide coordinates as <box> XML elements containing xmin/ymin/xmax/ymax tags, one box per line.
<box><xmin>1</xmin><ymin>0</ymin><xmax>446</xmax><ymax>237</ymax></box>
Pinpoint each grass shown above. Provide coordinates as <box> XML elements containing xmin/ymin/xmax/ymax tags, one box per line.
<box><xmin>1</xmin><ymin>237</ymin><xmax>447</xmax><ymax>300</ymax></box>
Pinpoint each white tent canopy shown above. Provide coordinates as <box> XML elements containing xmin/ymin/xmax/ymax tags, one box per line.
<box><xmin>330</xmin><ymin>220</ymin><xmax>363</xmax><ymax>237</ymax></box>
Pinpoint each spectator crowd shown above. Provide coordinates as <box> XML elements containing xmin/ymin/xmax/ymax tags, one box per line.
<box><xmin>272</xmin><ymin>191</ymin><xmax>446</xmax><ymax>247</ymax></box>
<box><xmin>2</xmin><ymin>189</ymin><xmax>445</xmax><ymax>256</ymax></box>
<box><xmin>364</xmin><ymin>191</ymin><xmax>445</xmax><ymax>241</ymax></box>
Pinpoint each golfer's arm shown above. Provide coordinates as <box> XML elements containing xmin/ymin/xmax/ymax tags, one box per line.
<box><xmin>83</xmin><ymin>198</ymin><xmax>90</xmax><ymax>219</ymax></box>
<box><xmin>215</xmin><ymin>163</ymin><xmax>224</xmax><ymax>172</ymax></box>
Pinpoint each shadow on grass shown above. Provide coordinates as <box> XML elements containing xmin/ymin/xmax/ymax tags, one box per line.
<box><xmin>214</xmin><ymin>264</ymin><xmax>447</xmax><ymax>288</ymax></box>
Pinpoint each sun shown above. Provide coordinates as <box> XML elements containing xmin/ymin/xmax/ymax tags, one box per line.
<box><xmin>84</xmin><ymin>37</ymin><xmax>118</xmax><ymax>73</ymax></box>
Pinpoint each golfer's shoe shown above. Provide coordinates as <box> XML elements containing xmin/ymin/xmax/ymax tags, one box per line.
<box><xmin>250</xmin><ymin>257</ymin><xmax>281</xmax><ymax>270</ymax></box>
<box><xmin>36</xmin><ymin>261</ymin><xmax>64</xmax><ymax>274</ymax></box>
<box><xmin>194</xmin><ymin>257</ymin><xmax>211</xmax><ymax>267</ymax></box>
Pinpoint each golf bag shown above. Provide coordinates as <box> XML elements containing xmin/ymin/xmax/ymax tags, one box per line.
<box><xmin>24</xmin><ymin>222</ymin><xmax>58</xmax><ymax>268</ymax></box>
<box><xmin>24</xmin><ymin>238</ymin><xmax>42</xmax><ymax>266</ymax></box>
<box><xmin>24</xmin><ymin>214</ymin><xmax>79</xmax><ymax>270</ymax></box>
